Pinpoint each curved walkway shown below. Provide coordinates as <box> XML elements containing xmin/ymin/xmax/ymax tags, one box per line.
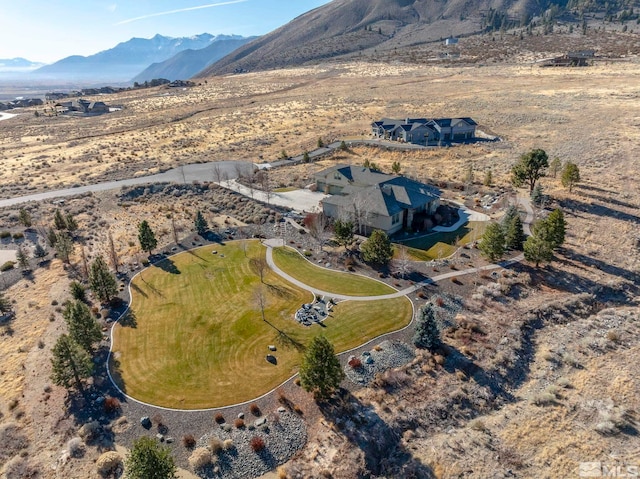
<box><xmin>264</xmin><ymin>195</ymin><xmax>533</xmax><ymax>301</ymax></box>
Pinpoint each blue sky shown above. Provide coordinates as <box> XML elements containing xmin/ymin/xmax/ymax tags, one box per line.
<box><xmin>0</xmin><ymin>0</ymin><xmax>331</xmax><ymax>64</ymax></box>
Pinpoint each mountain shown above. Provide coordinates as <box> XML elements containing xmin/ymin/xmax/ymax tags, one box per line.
<box><xmin>197</xmin><ymin>0</ymin><xmax>630</xmax><ymax>76</ymax></box>
<box><xmin>33</xmin><ymin>34</ymin><xmax>234</xmax><ymax>82</ymax></box>
<box><xmin>0</xmin><ymin>58</ymin><xmax>44</xmax><ymax>70</ymax></box>
<box><xmin>132</xmin><ymin>36</ymin><xmax>255</xmax><ymax>83</ymax></box>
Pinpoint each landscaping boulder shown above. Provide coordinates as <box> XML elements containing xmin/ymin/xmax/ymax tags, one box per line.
<box><xmin>140</xmin><ymin>416</ymin><xmax>152</xmax><ymax>429</ymax></box>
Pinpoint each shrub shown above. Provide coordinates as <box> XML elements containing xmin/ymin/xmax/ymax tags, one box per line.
<box><xmin>1</xmin><ymin>261</ymin><xmax>15</xmax><ymax>272</ymax></box>
<box><xmin>188</xmin><ymin>448</ymin><xmax>211</xmax><ymax>470</ymax></box>
<box><xmin>234</xmin><ymin>418</ymin><xmax>245</xmax><ymax>429</ymax></box>
<box><xmin>103</xmin><ymin>396</ymin><xmax>120</xmax><ymax>414</ymax></box>
<box><xmin>0</xmin><ymin>231</ymin><xmax>10</xmax><ymax>239</ymax></box>
<box><xmin>12</xmin><ymin>232</ymin><xmax>24</xmax><ymax>240</ymax></box>
<box><xmin>67</xmin><ymin>437</ymin><xmax>84</xmax><ymax>457</ymax></box>
<box><xmin>96</xmin><ymin>451</ymin><xmax>122</xmax><ymax>475</ymax></box>
<box><xmin>222</xmin><ymin>439</ymin><xmax>234</xmax><ymax>451</ymax></box>
<box><xmin>469</xmin><ymin>419</ymin><xmax>486</xmax><ymax>431</ymax></box>
<box><xmin>249</xmin><ymin>403</ymin><xmax>261</xmax><ymax>416</ymax></box>
<box><xmin>208</xmin><ymin>437</ymin><xmax>223</xmax><ymax>454</ymax></box>
<box><xmin>214</xmin><ymin>413</ymin><xmax>225</xmax><ymax>424</ymax></box>
<box><xmin>606</xmin><ymin>330</ymin><xmax>620</xmax><ymax>342</ymax></box>
<box><xmin>182</xmin><ymin>434</ymin><xmax>196</xmax><ymax>448</ymax></box>
<box><xmin>78</xmin><ymin>421</ymin><xmax>100</xmax><ymax>440</ymax></box>
<box><xmin>532</xmin><ymin>393</ymin><xmax>556</xmax><ymax>406</ymax></box>
<box><xmin>250</xmin><ymin>436</ymin><xmax>266</xmax><ymax>452</ymax></box>
<box><xmin>348</xmin><ymin>357</ymin><xmax>362</xmax><ymax>369</ymax></box>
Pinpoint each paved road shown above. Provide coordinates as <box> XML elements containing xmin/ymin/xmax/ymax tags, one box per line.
<box><xmin>0</xmin><ymin>160</ymin><xmax>254</xmax><ymax>208</ymax></box>
<box><xmin>263</xmin><ymin>197</ymin><xmax>534</xmax><ymax>301</ymax></box>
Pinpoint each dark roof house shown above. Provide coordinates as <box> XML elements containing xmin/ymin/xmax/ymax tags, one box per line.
<box><xmin>372</xmin><ymin>117</ymin><xmax>477</xmax><ymax>145</ymax></box>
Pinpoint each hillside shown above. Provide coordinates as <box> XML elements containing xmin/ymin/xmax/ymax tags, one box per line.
<box><xmin>198</xmin><ymin>0</ymin><xmax>639</xmax><ymax>75</ymax></box>
<box><xmin>132</xmin><ymin>36</ymin><xmax>255</xmax><ymax>83</ymax></box>
<box><xmin>32</xmin><ymin>34</ymin><xmax>222</xmax><ymax>83</ymax></box>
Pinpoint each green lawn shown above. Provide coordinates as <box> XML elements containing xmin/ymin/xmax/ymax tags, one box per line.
<box><xmin>397</xmin><ymin>221</ymin><xmax>487</xmax><ymax>261</ymax></box>
<box><xmin>111</xmin><ymin>241</ymin><xmax>412</xmax><ymax>409</ymax></box>
<box><xmin>272</xmin><ymin>247</ymin><xmax>396</xmax><ymax>296</ymax></box>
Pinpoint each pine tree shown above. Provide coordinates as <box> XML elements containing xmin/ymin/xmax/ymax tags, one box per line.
<box><xmin>303</xmin><ymin>151</ymin><xmax>310</xmax><ymax>163</ymax></box>
<box><xmin>18</xmin><ymin>208</ymin><xmax>32</xmax><ymax>227</ymax></box>
<box><xmin>34</xmin><ymin>243</ymin><xmax>47</xmax><ymax>258</ymax></box>
<box><xmin>501</xmin><ymin>205</ymin><xmax>519</xmax><ymax>231</ymax></box>
<box><xmin>511</xmin><ymin>148</ymin><xmax>549</xmax><ymax>192</ymax></box>
<box><xmin>46</xmin><ymin>228</ymin><xmax>58</xmax><ymax>248</ymax></box>
<box><xmin>53</xmin><ymin>209</ymin><xmax>67</xmax><ymax>230</ymax></box>
<box><xmin>483</xmin><ymin>169</ymin><xmax>493</xmax><ymax>186</ymax></box>
<box><xmin>505</xmin><ymin>215</ymin><xmax>526</xmax><ymax>251</ymax></box>
<box><xmin>65</xmin><ymin>213</ymin><xmax>78</xmax><ymax>234</ymax></box>
<box><xmin>299</xmin><ymin>336</ymin><xmax>345</xmax><ymax>401</ymax></box>
<box><xmin>478</xmin><ymin>223</ymin><xmax>505</xmax><ymax>262</ymax></box>
<box><xmin>194</xmin><ymin>210</ymin><xmax>208</xmax><ymax>236</ymax></box>
<box><xmin>549</xmin><ymin>157</ymin><xmax>562</xmax><ymax>178</ymax></box>
<box><xmin>561</xmin><ymin>162</ymin><xmax>580</xmax><ymax>192</ymax></box>
<box><xmin>69</xmin><ymin>281</ymin><xmax>86</xmax><ymax>302</ymax></box>
<box><xmin>16</xmin><ymin>246</ymin><xmax>30</xmax><ymax>271</ymax></box>
<box><xmin>89</xmin><ymin>256</ymin><xmax>118</xmax><ymax>303</ymax></box>
<box><xmin>391</xmin><ymin>161</ymin><xmax>401</xmax><ymax>174</ymax></box>
<box><xmin>51</xmin><ymin>334</ymin><xmax>93</xmax><ymax>394</ymax></box>
<box><xmin>523</xmin><ymin>234</ymin><xmax>554</xmax><ymax>267</ymax></box>
<box><xmin>125</xmin><ymin>437</ymin><xmax>177</xmax><ymax>479</ymax></box>
<box><xmin>537</xmin><ymin>209</ymin><xmax>566</xmax><ymax>249</ymax></box>
<box><xmin>54</xmin><ymin>232</ymin><xmax>74</xmax><ymax>263</ymax></box>
<box><xmin>317</xmin><ymin>137</ymin><xmax>324</xmax><ymax>148</ymax></box>
<box><xmin>361</xmin><ymin>230</ymin><xmax>393</xmax><ymax>265</ymax></box>
<box><xmin>413</xmin><ymin>303</ymin><xmax>441</xmax><ymax>351</ymax></box>
<box><xmin>138</xmin><ymin>220</ymin><xmax>158</xmax><ymax>255</ymax></box>
<box><xmin>63</xmin><ymin>300</ymin><xmax>102</xmax><ymax>352</ymax></box>
<box><xmin>333</xmin><ymin>219</ymin><xmax>354</xmax><ymax>249</ymax></box>
<box><xmin>531</xmin><ymin>183</ymin><xmax>544</xmax><ymax>206</ymax></box>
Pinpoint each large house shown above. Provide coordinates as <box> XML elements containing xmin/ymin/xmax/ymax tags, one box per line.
<box><xmin>315</xmin><ymin>165</ymin><xmax>441</xmax><ymax>236</ymax></box>
<box><xmin>371</xmin><ymin>117</ymin><xmax>477</xmax><ymax>146</ymax></box>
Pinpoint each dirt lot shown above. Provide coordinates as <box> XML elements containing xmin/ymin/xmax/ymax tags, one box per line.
<box><xmin>1</xmin><ymin>46</ymin><xmax>639</xmax><ymax>478</ymax></box>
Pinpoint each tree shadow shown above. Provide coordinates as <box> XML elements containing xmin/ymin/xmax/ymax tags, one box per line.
<box><xmin>129</xmin><ymin>281</ymin><xmax>148</xmax><ymax>299</ymax></box>
<box><xmin>559</xmin><ymin>197</ymin><xmax>640</xmax><ymax>225</ymax></box>
<box><xmin>578</xmin><ymin>190</ymin><xmax>639</xmax><ymax>210</ymax></box>
<box><xmin>154</xmin><ymin>258</ymin><xmax>181</xmax><ymax>275</ymax></box>
<box><xmin>560</xmin><ymin>248</ymin><xmax>640</xmax><ymax>286</ymax></box>
<box><xmin>264</xmin><ymin>319</ymin><xmax>306</xmax><ymax>352</ymax></box>
<box><xmin>319</xmin><ymin>388</ymin><xmax>434</xmax><ymax>478</ymax></box>
<box><xmin>140</xmin><ymin>276</ymin><xmax>163</xmax><ymax>297</ymax></box>
<box><xmin>266</xmin><ymin>283</ymin><xmax>295</xmax><ymax>299</ymax></box>
<box><xmin>118</xmin><ymin>310</ymin><xmax>138</xmax><ymax>328</ymax></box>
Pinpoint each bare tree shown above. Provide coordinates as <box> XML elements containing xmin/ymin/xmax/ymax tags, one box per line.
<box><xmin>240</xmin><ymin>239</ymin><xmax>248</xmax><ymax>257</ymax></box>
<box><xmin>305</xmin><ymin>213</ymin><xmax>330</xmax><ymax>252</ymax></box>
<box><xmin>351</xmin><ymin>193</ymin><xmax>372</xmax><ymax>236</ymax></box>
<box><xmin>259</xmin><ymin>170</ymin><xmax>273</xmax><ymax>205</ymax></box>
<box><xmin>250</xmin><ymin>256</ymin><xmax>269</xmax><ymax>283</ymax></box>
<box><xmin>393</xmin><ymin>245</ymin><xmax>412</xmax><ymax>279</ymax></box>
<box><xmin>79</xmin><ymin>245</ymin><xmax>89</xmax><ymax>280</ymax></box>
<box><xmin>107</xmin><ymin>230</ymin><xmax>119</xmax><ymax>273</ymax></box>
<box><xmin>253</xmin><ymin>285</ymin><xmax>268</xmax><ymax>322</ymax></box>
<box><xmin>171</xmin><ymin>217</ymin><xmax>179</xmax><ymax>245</ymax></box>
<box><xmin>212</xmin><ymin>162</ymin><xmax>223</xmax><ymax>184</ymax></box>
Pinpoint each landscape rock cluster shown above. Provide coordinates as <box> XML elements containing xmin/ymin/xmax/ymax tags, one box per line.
<box><xmin>344</xmin><ymin>340</ymin><xmax>415</xmax><ymax>386</ymax></box>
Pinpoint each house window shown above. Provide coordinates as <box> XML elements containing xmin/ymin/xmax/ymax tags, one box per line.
<box><xmin>392</xmin><ymin>213</ymin><xmax>401</xmax><ymax>225</ymax></box>
<box><xmin>333</xmin><ymin>173</ymin><xmax>341</xmax><ymax>180</ymax></box>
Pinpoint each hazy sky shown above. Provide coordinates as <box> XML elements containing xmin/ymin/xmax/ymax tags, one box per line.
<box><xmin>0</xmin><ymin>0</ymin><xmax>331</xmax><ymax>64</ymax></box>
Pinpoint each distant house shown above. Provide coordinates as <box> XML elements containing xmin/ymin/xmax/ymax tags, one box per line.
<box><xmin>55</xmin><ymin>98</ymin><xmax>109</xmax><ymax>115</ymax></box>
<box><xmin>372</xmin><ymin>117</ymin><xmax>477</xmax><ymax>145</ymax></box>
<box><xmin>315</xmin><ymin>165</ymin><xmax>441</xmax><ymax>235</ymax></box>
<box><xmin>542</xmin><ymin>50</ymin><xmax>595</xmax><ymax>67</ymax></box>
<box><xmin>445</xmin><ymin>37</ymin><xmax>459</xmax><ymax>45</ymax></box>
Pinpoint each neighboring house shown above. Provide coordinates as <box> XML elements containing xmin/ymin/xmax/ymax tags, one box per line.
<box><xmin>315</xmin><ymin>164</ymin><xmax>441</xmax><ymax>236</ymax></box>
<box><xmin>371</xmin><ymin>117</ymin><xmax>477</xmax><ymax>145</ymax></box>
<box><xmin>54</xmin><ymin>98</ymin><xmax>109</xmax><ymax>115</ymax></box>
<box><xmin>542</xmin><ymin>51</ymin><xmax>595</xmax><ymax>67</ymax></box>
<box><xmin>445</xmin><ymin>37</ymin><xmax>459</xmax><ymax>45</ymax></box>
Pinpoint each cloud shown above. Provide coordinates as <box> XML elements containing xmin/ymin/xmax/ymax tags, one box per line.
<box><xmin>115</xmin><ymin>0</ymin><xmax>248</xmax><ymax>26</ymax></box>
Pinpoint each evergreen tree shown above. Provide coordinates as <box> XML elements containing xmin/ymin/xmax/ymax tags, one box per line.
<box><xmin>413</xmin><ymin>303</ymin><xmax>441</xmax><ymax>351</ymax></box>
<box><xmin>537</xmin><ymin>209</ymin><xmax>566</xmax><ymax>249</ymax></box>
<box><xmin>18</xmin><ymin>208</ymin><xmax>32</xmax><ymax>227</ymax></box>
<box><xmin>340</xmin><ymin>140</ymin><xmax>348</xmax><ymax>151</ymax></box>
<box><xmin>50</xmin><ymin>334</ymin><xmax>93</xmax><ymax>394</ymax></box>
<box><xmin>523</xmin><ymin>234</ymin><xmax>554</xmax><ymax>267</ymax></box>
<box><xmin>65</xmin><ymin>213</ymin><xmax>78</xmax><ymax>233</ymax></box>
<box><xmin>317</xmin><ymin>137</ymin><xmax>324</xmax><ymax>148</ymax></box>
<box><xmin>531</xmin><ymin>183</ymin><xmax>544</xmax><ymax>206</ymax></box>
<box><xmin>194</xmin><ymin>211</ymin><xmax>208</xmax><ymax>236</ymax></box>
<box><xmin>299</xmin><ymin>336</ymin><xmax>345</xmax><ymax>401</ymax></box>
<box><xmin>54</xmin><ymin>232</ymin><xmax>74</xmax><ymax>263</ymax></box>
<box><xmin>478</xmin><ymin>223</ymin><xmax>505</xmax><ymax>262</ymax></box>
<box><xmin>549</xmin><ymin>157</ymin><xmax>562</xmax><ymax>178</ymax></box>
<box><xmin>391</xmin><ymin>161</ymin><xmax>401</xmax><ymax>174</ymax></box>
<box><xmin>69</xmin><ymin>281</ymin><xmax>86</xmax><ymax>302</ymax></box>
<box><xmin>333</xmin><ymin>219</ymin><xmax>354</xmax><ymax>249</ymax></box>
<box><xmin>561</xmin><ymin>161</ymin><xmax>581</xmax><ymax>192</ymax></box>
<box><xmin>34</xmin><ymin>243</ymin><xmax>47</xmax><ymax>258</ymax></box>
<box><xmin>501</xmin><ymin>205</ymin><xmax>519</xmax><ymax>231</ymax></box>
<box><xmin>63</xmin><ymin>300</ymin><xmax>102</xmax><ymax>352</ymax></box>
<box><xmin>303</xmin><ymin>151</ymin><xmax>310</xmax><ymax>163</ymax></box>
<box><xmin>89</xmin><ymin>256</ymin><xmax>118</xmax><ymax>303</ymax></box>
<box><xmin>0</xmin><ymin>292</ymin><xmax>10</xmax><ymax>314</ymax></box>
<box><xmin>138</xmin><ymin>220</ymin><xmax>158</xmax><ymax>255</ymax></box>
<box><xmin>125</xmin><ymin>437</ymin><xmax>177</xmax><ymax>479</ymax></box>
<box><xmin>46</xmin><ymin>228</ymin><xmax>58</xmax><ymax>248</ymax></box>
<box><xmin>483</xmin><ymin>169</ymin><xmax>493</xmax><ymax>186</ymax></box>
<box><xmin>360</xmin><ymin>230</ymin><xmax>393</xmax><ymax>265</ymax></box>
<box><xmin>54</xmin><ymin>209</ymin><xmax>67</xmax><ymax>230</ymax></box>
<box><xmin>16</xmin><ymin>246</ymin><xmax>30</xmax><ymax>271</ymax></box>
<box><xmin>511</xmin><ymin>148</ymin><xmax>549</xmax><ymax>192</ymax></box>
<box><xmin>505</xmin><ymin>215</ymin><xmax>526</xmax><ymax>251</ymax></box>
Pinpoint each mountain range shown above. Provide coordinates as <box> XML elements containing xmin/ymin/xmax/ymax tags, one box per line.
<box><xmin>0</xmin><ymin>58</ymin><xmax>45</xmax><ymax>72</ymax></box>
<box><xmin>198</xmin><ymin>0</ymin><xmax>630</xmax><ymax>76</ymax></box>
<box><xmin>33</xmin><ymin>34</ymin><xmax>246</xmax><ymax>82</ymax></box>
